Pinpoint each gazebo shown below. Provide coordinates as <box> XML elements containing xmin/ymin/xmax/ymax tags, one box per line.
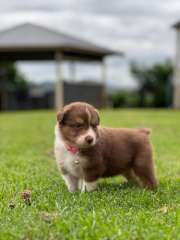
<box><xmin>0</xmin><ymin>23</ymin><xmax>121</xmax><ymax>109</ymax></box>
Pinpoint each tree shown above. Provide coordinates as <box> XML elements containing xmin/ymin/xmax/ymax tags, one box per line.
<box><xmin>0</xmin><ymin>62</ymin><xmax>27</xmax><ymax>90</ymax></box>
<box><xmin>0</xmin><ymin>62</ymin><xmax>28</xmax><ymax>110</ymax></box>
<box><xmin>131</xmin><ymin>60</ymin><xmax>173</xmax><ymax>107</ymax></box>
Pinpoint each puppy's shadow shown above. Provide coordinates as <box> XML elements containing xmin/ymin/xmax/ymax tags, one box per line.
<box><xmin>99</xmin><ymin>181</ymin><xmax>138</xmax><ymax>191</ymax></box>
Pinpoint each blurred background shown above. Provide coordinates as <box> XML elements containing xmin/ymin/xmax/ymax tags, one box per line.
<box><xmin>0</xmin><ymin>0</ymin><xmax>180</xmax><ymax>110</ymax></box>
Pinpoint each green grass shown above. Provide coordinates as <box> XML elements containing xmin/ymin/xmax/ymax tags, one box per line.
<box><xmin>0</xmin><ymin>109</ymin><xmax>180</xmax><ymax>240</ymax></box>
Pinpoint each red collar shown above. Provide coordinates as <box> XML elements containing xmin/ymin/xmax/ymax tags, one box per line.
<box><xmin>65</xmin><ymin>145</ymin><xmax>79</xmax><ymax>154</ymax></box>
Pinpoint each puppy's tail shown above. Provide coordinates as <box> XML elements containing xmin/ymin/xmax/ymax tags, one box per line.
<box><xmin>138</xmin><ymin>128</ymin><xmax>151</xmax><ymax>135</ymax></box>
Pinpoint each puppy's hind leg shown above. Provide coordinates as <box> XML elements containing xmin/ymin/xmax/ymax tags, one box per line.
<box><xmin>133</xmin><ymin>152</ymin><xmax>158</xmax><ymax>190</ymax></box>
<box><xmin>122</xmin><ymin>169</ymin><xmax>143</xmax><ymax>187</ymax></box>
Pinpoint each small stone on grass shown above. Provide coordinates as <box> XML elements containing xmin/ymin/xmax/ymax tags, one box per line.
<box><xmin>9</xmin><ymin>202</ymin><xmax>15</xmax><ymax>209</ymax></box>
<box><xmin>40</xmin><ymin>212</ymin><xmax>58</xmax><ymax>223</ymax></box>
<box><xmin>21</xmin><ymin>190</ymin><xmax>32</xmax><ymax>205</ymax></box>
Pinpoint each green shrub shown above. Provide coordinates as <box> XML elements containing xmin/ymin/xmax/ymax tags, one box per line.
<box><xmin>110</xmin><ymin>90</ymin><xmax>139</xmax><ymax>108</ymax></box>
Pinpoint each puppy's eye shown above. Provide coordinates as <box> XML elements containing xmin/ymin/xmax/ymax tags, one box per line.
<box><xmin>70</xmin><ymin>123</ymin><xmax>83</xmax><ymax>128</ymax></box>
<box><xmin>92</xmin><ymin>124</ymin><xmax>97</xmax><ymax>129</ymax></box>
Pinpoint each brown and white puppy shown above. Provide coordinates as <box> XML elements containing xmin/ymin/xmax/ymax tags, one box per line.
<box><xmin>54</xmin><ymin>102</ymin><xmax>158</xmax><ymax>192</ymax></box>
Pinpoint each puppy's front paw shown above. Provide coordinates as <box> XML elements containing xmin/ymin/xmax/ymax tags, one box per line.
<box><xmin>61</xmin><ymin>174</ymin><xmax>78</xmax><ymax>193</ymax></box>
<box><xmin>68</xmin><ymin>186</ymin><xmax>78</xmax><ymax>193</ymax></box>
<box><xmin>81</xmin><ymin>180</ymin><xmax>97</xmax><ymax>192</ymax></box>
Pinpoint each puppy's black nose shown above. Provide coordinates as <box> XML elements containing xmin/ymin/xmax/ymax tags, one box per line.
<box><xmin>85</xmin><ymin>136</ymin><xmax>93</xmax><ymax>144</ymax></box>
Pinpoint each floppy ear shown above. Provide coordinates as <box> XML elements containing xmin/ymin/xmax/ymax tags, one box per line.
<box><xmin>95</xmin><ymin>109</ymin><xmax>100</xmax><ymax>125</ymax></box>
<box><xmin>57</xmin><ymin>111</ymin><xmax>64</xmax><ymax>124</ymax></box>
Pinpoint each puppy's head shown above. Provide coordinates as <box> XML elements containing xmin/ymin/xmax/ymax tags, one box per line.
<box><xmin>57</xmin><ymin>102</ymin><xmax>100</xmax><ymax>149</ymax></box>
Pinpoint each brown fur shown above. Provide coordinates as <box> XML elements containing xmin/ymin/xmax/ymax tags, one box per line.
<box><xmin>56</xmin><ymin>102</ymin><xmax>158</xmax><ymax>189</ymax></box>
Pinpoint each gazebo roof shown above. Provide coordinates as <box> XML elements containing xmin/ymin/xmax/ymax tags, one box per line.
<box><xmin>0</xmin><ymin>23</ymin><xmax>121</xmax><ymax>61</ymax></box>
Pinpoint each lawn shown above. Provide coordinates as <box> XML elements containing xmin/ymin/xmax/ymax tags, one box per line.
<box><xmin>0</xmin><ymin>109</ymin><xmax>180</xmax><ymax>240</ymax></box>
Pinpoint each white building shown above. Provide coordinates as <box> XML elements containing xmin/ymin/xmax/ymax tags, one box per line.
<box><xmin>173</xmin><ymin>21</ymin><xmax>180</xmax><ymax>108</ymax></box>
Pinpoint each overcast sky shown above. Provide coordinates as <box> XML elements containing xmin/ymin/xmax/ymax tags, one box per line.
<box><xmin>0</xmin><ymin>0</ymin><xmax>179</xmax><ymax>88</ymax></box>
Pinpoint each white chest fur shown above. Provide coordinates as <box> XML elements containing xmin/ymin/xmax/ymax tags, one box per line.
<box><xmin>54</xmin><ymin>125</ymin><xmax>84</xmax><ymax>178</ymax></box>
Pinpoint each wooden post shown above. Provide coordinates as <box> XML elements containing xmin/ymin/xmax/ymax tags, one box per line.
<box><xmin>55</xmin><ymin>52</ymin><xmax>64</xmax><ymax>110</ymax></box>
<box><xmin>173</xmin><ymin>29</ymin><xmax>180</xmax><ymax>108</ymax></box>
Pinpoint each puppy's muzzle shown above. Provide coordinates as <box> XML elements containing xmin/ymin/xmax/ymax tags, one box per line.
<box><xmin>85</xmin><ymin>135</ymin><xmax>94</xmax><ymax>145</ymax></box>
